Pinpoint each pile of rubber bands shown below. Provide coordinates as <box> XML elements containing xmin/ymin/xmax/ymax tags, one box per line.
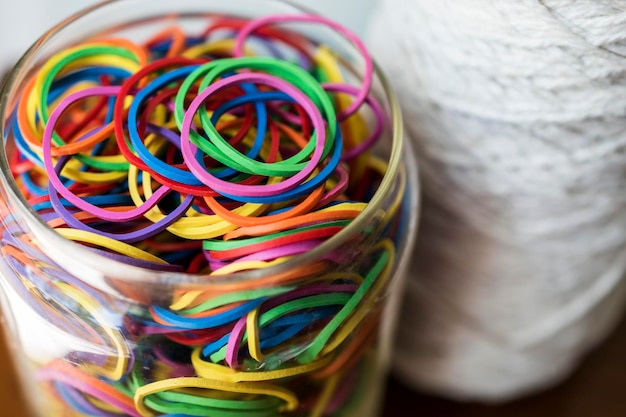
<box><xmin>1</xmin><ymin>11</ymin><xmax>406</xmax><ymax>417</ymax></box>
<box><xmin>9</xmin><ymin>14</ymin><xmax>388</xmax><ymax>274</ymax></box>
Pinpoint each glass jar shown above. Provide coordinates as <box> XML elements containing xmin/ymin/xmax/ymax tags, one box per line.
<box><xmin>0</xmin><ymin>1</ymin><xmax>420</xmax><ymax>416</ymax></box>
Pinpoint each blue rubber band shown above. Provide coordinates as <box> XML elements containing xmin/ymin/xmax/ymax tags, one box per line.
<box><xmin>127</xmin><ymin>66</ymin><xmax>277</xmax><ymax>184</ymax></box>
<box><xmin>258</xmin><ymin>307</ymin><xmax>338</xmax><ymax>350</ymax></box>
<box><xmin>32</xmin><ymin>194</ymin><xmax>133</xmax><ymax>213</ymax></box>
<box><xmin>151</xmin><ymin>297</ymin><xmax>266</xmax><ymax>330</ymax></box>
<box><xmin>219</xmin><ymin>128</ymin><xmax>342</xmax><ymax>204</ymax></box>
<box><xmin>201</xmin><ymin>332</ymin><xmax>232</xmax><ymax>357</ymax></box>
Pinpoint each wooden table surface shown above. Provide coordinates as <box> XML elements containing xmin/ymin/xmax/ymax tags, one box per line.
<box><xmin>1</xmin><ymin>314</ymin><xmax>624</xmax><ymax>416</ymax></box>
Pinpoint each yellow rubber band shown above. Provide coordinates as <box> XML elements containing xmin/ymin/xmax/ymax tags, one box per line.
<box><xmin>30</xmin><ymin>53</ymin><xmax>141</xmax><ymax>134</ymax></box>
<box><xmin>55</xmin><ymin>228</ymin><xmax>169</xmax><ymax>264</ymax></box>
<box><xmin>181</xmin><ymin>39</ymin><xmax>252</xmax><ymax>59</ymax></box>
<box><xmin>126</xmin><ymin>124</ymin><xmax>282</xmax><ymax>240</ymax></box>
<box><xmin>134</xmin><ymin>377</ymin><xmax>299</xmax><ymax>417</ymax></box>
<box><xmin>209</xmin><ymin>257</ymin><xmax>291</xmax><ymax>276</ymax></box>
<box><xmin>314</xmin><ymin>46</ymin><xmax>370</xmax><ymax>185</ymax></box>
<box><xmin>191</xmin><ymin>348</ymin><xmax>333</xmax><ymax>383</ymax></box>
<box><xmin>169</xmin><ymin>271</ymin><xmax>363</xmax><ymax>312</ymax></box>
<box><xmin>321</xmin><ymin>239</ymin><xmax>395</xmax><ymax>356</ymax></box>
<box><xmin>55</xmin><ymin>282</ymin><xmax>129</xmax><ymax>381</ymax></box>
<box><xmin>247</xmin><ymin>306</ymin><xmax>263</xmax><ymax>362</ymax></box>
<box><xmin>369</xmin><ymin>156</ymin><xmax>405</xmax><ymax>227</ymax></box>
<box><xmin>309</xmin><ymin>373</ymin><xmax>340</xmax><ymax>417</ymax></box>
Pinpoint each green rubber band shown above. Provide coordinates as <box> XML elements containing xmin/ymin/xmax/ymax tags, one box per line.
<box><xmin>38</xmin><ymin>45</ymin><xmax>139</xmax><ymax>171</ymax></box>
<box><xmin>73</xmin><ymin>155</ymin><xmax>129</xmax><ymax>171</ymax></box>
<box><xmin>132</xmin><ymin>373</ymin><xmax>299</xmax><ymax>416</ymax></box>
<box><xmin>202</xmin><ymin>220</ymin><xmax>351</xmax><ymax>251</ymax></box>
<box><xmin>176</xmin><ymin>286</ymin><xmax>296</xmax><ymax>315</ymax></box>
<box><xmin>40</xmin><ymin>45</ymin><xmax>140</xmax><ymax>126</ymax></box>
<box><xmin>148</xmin><ymin>390</ymin><xmax>282</xmax><ymax>411</ymax></box>
<box><xmin>174</xmin><ymin>57</ymin><xmax>337</xmax><ymax>176</ymax></box>
<box><xmin>299</xmin><ymin>249</ymin><xmax>391</xmax><ymax>363</ymax></box>
<box><xmin>111</xmin><ymin>381</ymin><xmax>134</xmax><ymax>398</ymax></box>
<box><xmin>144</xmin><ymin>396</ymin><xmax>279</xmax><ymax>417</ymax></box>
<box><xmin>196</xmin><ymin>58</ymin><xmax>337</xmax><ymax>169</ymax></box>
<box><xmin>209</xmin><ymin>292</ymin><xmax>353</xmax><ymax>363</ymax></box>
<box><xmin>311</xmin><ymin>64</ymin><xmax>330</xmax><ymax>84</ymax></box>
<box><xmin>131</xmin><ymin>369</ymin><xmax>282</xmax><ymax>417</ymax></box>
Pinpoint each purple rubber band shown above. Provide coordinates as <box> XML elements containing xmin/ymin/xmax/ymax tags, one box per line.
<box><xmin>49</xmin><ymin>153</ymin><xmax>195</xmax><ymax>243</ymax></box>
<box><xmin>56</xmin><ymin>383</ymin><xmax>118</xmax><ymax>417</ymax></box>
<box><xmin>180</xmin><ymin>72</ymin><xmax>327</xmax><ymax>197</ymax></box>
<box><xmin>323</xmin><ymin>83</ymin><xmax>385</xmax><ymax>161</ymax></box>
<box><xmin>37</xmin><ymin>210</ymin><xmax>182</xmax><ymax>271</ymax></box>
<box><xmin>41</xmin><ymin>86</ymin><xmax>173</xmax><ymax>222</ymax></box>
<box><xmin>88</xmin><ymin>246</ymin><xmax>183</xmax><ymax>272</ymax></box>
<box><xmin>153</xmin><ymin>345</ymin><xmax>195</xmax><ymax>377</ymax></box>
<box><xmin>205</xmin><ymin>240</ymin><xmax>324</xmax><ymax>269</ymax></box>
<box><xmin>205</xmin><ymin>240</ymin><xmax>345</xmax><ymax>270</ymax></box>
<box><xmin>234</xmin><ymin>14</ymin><xmax>373</xmax><ymax>121</ymax></box>
<box><xmin>266</xmin><ymin>102</ymin><xmax>303</xmax><ymax>126</ymax></box>
<box><xmin>326</xmin><ymin>367</ymin><xmax>360</xmax><ymax>413</ymax></box>
<box><xmin>36</xmin><ymin>367</ymin><xmax>142</xmax><ymax>417</ymax></box>
<box><xmin>2</xmin><ymin>219</ymin><xmax>128</xmax><ymax>305</ymax></box>
<box><xmin>314</xmin><ymin>163</ymin><xmax>349</xmax><ymax>209</ymax></box>
<box><xmin>140</xmin><ymin>325</ymin><xmax>191</xmax><ymax>335</ymax></box>
<box><xmin>223</xmin><ymin>282</ymin><xmax>359</xmax><ymax>367</ymax></box>
<box><xmin>260</xmin><ymin>283</ymin><xmax>359</xmax><ymax>314</ymax></box>
<box><xmin>225</xmin><ymin>314</ymin><xmax>248</xmax><ymax>367</ymax></box>
<box><xmin>2</xmin><ymin>255</ymin><xmax>95</xmax><ymax>338</ymax></box>
<box><xmin>146</xmin><ymin>123</ymin><xmax>183</xmax><ymax>147</ymax></box>
<box><xmin>1</xmin><ymin>248</ymin><xmax>115</xmax><ymax>347</ymax></box>
<box><xmin>66</xmin><ymin>351</ymin><xmax>109</xmax><ymax>368</ymax></box>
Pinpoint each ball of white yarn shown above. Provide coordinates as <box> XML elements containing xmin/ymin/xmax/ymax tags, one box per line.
<box><xmin>368</xmin><ymin>0</ymin><xmax>626</xmax><ymax>402</ymax></box>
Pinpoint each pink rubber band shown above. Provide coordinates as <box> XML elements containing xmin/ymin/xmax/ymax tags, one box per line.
<box><xmin>36</xmin><ymin>366</ymin><xmax>142</xmax><ymax>417</ymax></box>
<box><xmin>180</xmin><ymin>72</ymin><xmax>327</xmax><ymax>197</ymax></box>
<box><xmin>235</xmin><ymin>14</ymin><xmax>373</xmax><ymax>121</ymax></box>
<box><xmin>41</xmin><ymin>86</ymin><xmax>173</xmax><ymax>222</ymax></box>
<box><xmin>225</xmin><ymin>315</ymin><xmax>248</xmax><ymax>367</ymax></box>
